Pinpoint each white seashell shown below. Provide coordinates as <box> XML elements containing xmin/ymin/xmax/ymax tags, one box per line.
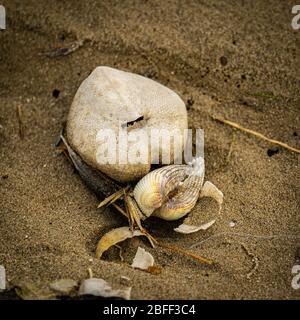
<box><xmin>131</xmin><ymin>247</ymin><xmax>154</xmax><ymax>270</ymax></box>
<box><xmin>174</xmin><ymin>220</ymin><xmax>216</xmax><ymax>234</ymax></box>
<box><xmin>67</xmin><ymin>66</ymin><xmax>188</xmax><ymax>183</ymax></box>
<box><xmin>0</xmin><ymin>265</ymin><xmax>5</xmax><ymax>291</ymax></box>
<box><xmin>78</xmin><ymin>278</ymin><xmax>131</xmax><ymax>300</ymax></box>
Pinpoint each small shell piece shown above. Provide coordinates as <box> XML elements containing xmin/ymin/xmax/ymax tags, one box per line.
<box><xmin>0</xmin><ymin>265</ymin><xmax>5</xmax><ymax>290</ymax></box>
<box><xmin>174</xmin><ymin>220</ymin><xmax>216</xmax><ymax>234</ymax></box>
<box><xmin>174</xmin><ymin>180</ymin><xmax>224</xmax><ymax>234</ymax></box>
<box><xmin>79</xmin><ymin>278</ymin><xmax>131</xmax><ymax>300</ymax></box>
<box><xmin>49</xmin><ymin>279</ymin><xmax>78</xmax><ymax>295</ymax></box>
<box><xmin>133</xmin><ymin>157</ymin><xmax>205</xmax><ymax>220</ymax></box>
<box><xmin>229</xmin><ymin>221</ymin><xmax>236</xmax><ymax>228</ymax></box>
<box><xmin>131</xmin><ymin>247</ymin><xmax>154</xmax><ymax>270</ymax></box>
<box><xmin>96</xmin><ymin>226</ymin><xmax>148</xmax><ymax>258</ymax></box>
<box><xmin>200</xmin><ymin>181</ymin><xmax>223</xmax><ymax>206</ymax></box>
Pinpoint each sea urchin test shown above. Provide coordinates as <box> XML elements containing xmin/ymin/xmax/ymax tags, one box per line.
<box><xmin>67</xmin><ymin>66</ymin><xmax>190</xmax><ymax>183</ymax></box>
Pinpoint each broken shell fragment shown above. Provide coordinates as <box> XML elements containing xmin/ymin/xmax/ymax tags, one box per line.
<box><xmin>229</xmin><ymin>220</ymin><xmax>236</xmax><ymax>228</ymax></box>
<box><xmin>174</xmin><ymin>220</ymin><xmax>216</xmax><ymax>234</ymax></box>
<box><xmin>131</xmin><ymin>247</ymin><xmax>154</xmax><ymax>270</ymax></box>
<box><xmin>79</xmin><ymin>278</ymin><xmax>131</xmax><ymax>300</ymax></box>
<box><xmin>174</xmin><ymin>181</ymin><xmax>224</xmax><ymax>234</ymax></box>
<box><xmin>200</xmin><ymin>181</ymin><xmax>224</xmax><ymax>206</ymax></box>
<box><xmin>0</xmin><ymin>265</ymin><xmax>5</xmax><ymax>291</ymax></box>
<box><xmin>49</xmin><ymin>279</ymin><xmax>78</xmax><ymax>295</ymax></box>
<box><xmin>67</xmin><ymin>66</ymin><xmax>188</xmax><ymax>183</ymax></box>
<box><xmin>96</xmin><ymin>226</ymin><xmax>150</xmax><ymax>259</ymax></box>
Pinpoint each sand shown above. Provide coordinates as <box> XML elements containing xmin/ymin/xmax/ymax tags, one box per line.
<box><xmin>0</xmin><ymin>0</ymin><xmax>299</xmax><ymax>299</ymax></box>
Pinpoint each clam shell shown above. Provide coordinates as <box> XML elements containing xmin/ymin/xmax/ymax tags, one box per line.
<box><xmin>67</xmin><ymin>66</ymin><xmax>188</xmax><ymax>183</ymax></box>
<box><xmin>134</xmin><ymin>157</ymin><xmax>205</xmax><ymax>220</ymax></box>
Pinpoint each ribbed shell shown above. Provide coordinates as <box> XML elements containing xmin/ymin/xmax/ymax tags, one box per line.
<box><xmin>133</xmin><ymin>158</ymin><xmax>205</xmax><ymax>220</ymax></box>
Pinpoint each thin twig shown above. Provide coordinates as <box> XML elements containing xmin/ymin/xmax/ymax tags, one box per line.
<box><xmin>158</xmin><ymin>241</ymin><xmax>213</xmax><ymax>265</ymax></box>
<box><xmin>111</xmin><ymin>203</ymin><xmax>128</xmax><ymax>218</ymax></box>
<box><xmin>212</xmin><ymin>115</ymin><xmax>300</xmax><ymax>154</ymax></box>
<box><xmin>40</xmin><ymin>40</ymin><xmax>84</xmax><ymax>58</ymax></box>
<box><xmin>136</xmin><ymin>229</ymin><xmax>213</xmax><ymax>264</ymax></box>
<box><xmin>97</xmin><ymin>186</ymin><xmax>129</xmax><ymax>208</ymax></box>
